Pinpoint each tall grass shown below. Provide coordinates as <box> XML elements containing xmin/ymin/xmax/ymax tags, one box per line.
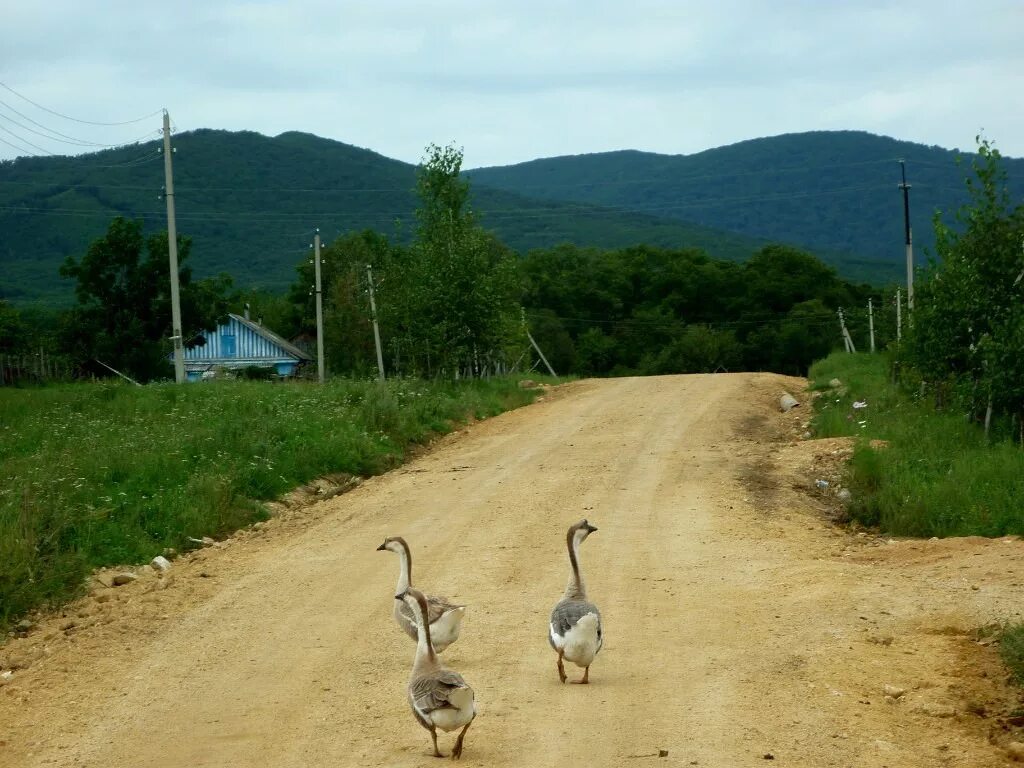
<box><xmin>809</xmin><ymin>352</ymin><xmax>1024</xmax><ymax>538</ymax></box>
<box><xmin>0</xmin><ymin>377</ymin><xmax>541</xmax><ymax>630</ymax></box>
<box><xmin>1000</xmin><ymin>624</ymin><xmax>1024</xmax><ymax>687</ymax></box>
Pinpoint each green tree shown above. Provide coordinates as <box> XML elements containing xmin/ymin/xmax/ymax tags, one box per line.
<box><xmin>907</xmin><ymin>138</ymin><xmax>1024</xmax><ymax>421</ymax></box>
<box><xmin>390</xmin><ymin>143</ymin><xmax>524</xmax><ymax>377</ymax></box>
<box><xmin>0</xmin><ymin>299</ymin><xmax>25</xmax><ymax>353</ymax></box>
<box><xmin>59</xmin><ymin>217</ymin><xmax>232</xmax><ymax>382</ymax></box>
<box><xmin>284</xmin><ymin>229</ymin><xmax>403</xmax><ymax>376</ymax></box>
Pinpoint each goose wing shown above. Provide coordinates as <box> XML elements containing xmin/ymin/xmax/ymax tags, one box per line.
<box><xmin>398</xmin><ymin>592</ymin><xmax>462</xmax><ymax>626</ymax></box>
<box><xmin>550</xmin><ymin>598</ymin><xmax>601</xmax><ymax>639</ymax></box>
<box><xmin>410</xmin><ymin>670</ymin><xmax>471</xmax><ymax>714</ymax></box>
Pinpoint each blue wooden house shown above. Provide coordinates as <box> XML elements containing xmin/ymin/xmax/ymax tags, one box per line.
<box><xmin>180</xmin><ymin>313</ymin><xmax>312</xmax><ymax>381</ymax></box>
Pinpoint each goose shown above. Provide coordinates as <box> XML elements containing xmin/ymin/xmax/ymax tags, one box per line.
<box><xmin>399</xmin><ymin>587</ymin><xmax>476</xmax><ymax>759</ymax></box>
<box><xmin>377</xmin><ymin>536</ymin><xmax>465</xmax><ymax>653</ymax></box>
<box><xmin>549</xmin><ymin>519</ymin><xmax>602</xmax><ymax>684</ymax></box>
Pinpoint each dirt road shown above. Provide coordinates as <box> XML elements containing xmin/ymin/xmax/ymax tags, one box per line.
<box><xmin>2</xmin><ymin>374</ymin><xmax>1023</xmax><ymax>767</ymax></box>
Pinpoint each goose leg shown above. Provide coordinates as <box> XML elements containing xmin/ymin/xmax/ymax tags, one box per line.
<box><xmin>571</xmin><ymin>666</ymin><xmax>590</xmax><ymax>685</ymax></box>
<box><xmin>557</xmin><ymin>649</ymin><xmax>567</xmax><ymax>683</ymax></box>
<box><xmin>430</xmin><ymin>726</ymin><xmax>444</xmax><ymax>758</ymax></box>
<box><xmin>451</xmin><ymin>720</ymin><xmax>472</xmax><ymax>760</ymax></box>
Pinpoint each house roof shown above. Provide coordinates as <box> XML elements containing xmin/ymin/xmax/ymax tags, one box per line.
<box><xmin>229</xmin><ymin>313</ymin><xmax>313</xmax><ymax>361</ymax></box>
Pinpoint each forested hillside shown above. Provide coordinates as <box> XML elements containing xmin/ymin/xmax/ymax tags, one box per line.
<box><xmin>0</xmin><ymin>130</ymin><xmax>782</xmax><ymax>305</ymax></box>
<box><xmin>467</xmin><ymin>131</ymin><xmax>1024</xmax><ymax>268</ymax></box>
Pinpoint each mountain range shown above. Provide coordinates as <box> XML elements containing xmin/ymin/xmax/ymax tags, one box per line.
<box><xmin>1</xmin><ymin>129</ymin><xmax>1020</xmax><ymax>305</ymax></box>
<box><xmin>467</xmin><ymin>130</ymin><xmax>1024</xmax><ymax>269</ymax></box>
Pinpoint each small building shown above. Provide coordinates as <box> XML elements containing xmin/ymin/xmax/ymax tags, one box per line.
<box><xmin>179</xmin><ymin>313</ymin><xmax>312</xmax><ymax>381</ymax></box>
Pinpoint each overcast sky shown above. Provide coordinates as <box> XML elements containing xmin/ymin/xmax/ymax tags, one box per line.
<box><xmin>1</xmin><ymin>1</ymin><xmax>1022</xmax><ymax>168</ymax></box>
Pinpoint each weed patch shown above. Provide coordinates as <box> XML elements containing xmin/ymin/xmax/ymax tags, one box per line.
<box><xmin>0</xmin><ymin>376</ymin><xmax>542</xmax><ymax>631</ymax></box>
<box><xmin>809</xmin><ymin>352</ymin><xmax>1024</xmax><ymax>538</ymax></box>
<box><xmin>1001</xmin><ymin>624</ymin><xmax>1024</xmax><ymax>687</ymax></box>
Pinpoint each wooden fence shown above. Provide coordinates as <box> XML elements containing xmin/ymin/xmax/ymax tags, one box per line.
<box><xmin>0</xmin><ymin>351</ymin><xmax>76</xmax><ymax>386</ymax></box>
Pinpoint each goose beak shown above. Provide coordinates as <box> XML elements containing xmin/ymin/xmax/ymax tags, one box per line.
<box><xmin>376</xmin><ymin>541</ymin><xmax>387</xmax><ymax>551</ymax></box>
<box><xmin>586</xmin><ymin>523</ymin><xmax>598</xmax><ymax>533</ymax></box>
<box><xmin>395</xmin><ymin>590</ymin><xmax>408</xmax><ymax>601</ymax></box>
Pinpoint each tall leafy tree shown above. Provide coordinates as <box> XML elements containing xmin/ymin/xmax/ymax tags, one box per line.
<box><xmin>389</xmin><ymin>143</ymin><xmax>523</xmax><ymax>377</ymax></box>
<box><xmin>907</xmin><ymin>138</ymin><xmax>1024</xmax><ymax>420</ymax></box>
<box><xmin>59</xmin><ymin>217</ymin><xmax>232</xmax><ymax>382</ymax></box>
<box><xmin>0</xmin><ymin>299</ymin><xmax>25</xmax><ymax>353</ymax></box>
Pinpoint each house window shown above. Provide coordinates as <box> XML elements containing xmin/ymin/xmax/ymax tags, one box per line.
<box><xmin>221</xmin><ymin>333</ymin><xmax>236</xmax><ymax>356</ymax></box>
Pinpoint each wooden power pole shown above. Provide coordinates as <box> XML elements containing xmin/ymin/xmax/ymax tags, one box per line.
<box><xmin>313</xmin><ymin>230</ymin><xmax>325</xmax><ymax>383</ymax></box>
<box><xmin>899</xmin><ymin>160</ymin><xmax>915</xmax><ymax>313</ymax></box>
<box><xmin>868</xmin><ymin>298</ymin><xmax>875</xmax><ymax>352</ymax></box>
<box><xmin>896</xmin><ymin>288</ymin><xmax>902</xmax><ymax>342</ymax></box>
<box><xmin>838</xmin><ymin>308</ymin><xmax>856</xmax><ymax>353</ymax></box>
<box><xmin>365</xmin><ymin>264</ymin><xmax>385</xmax><ymax>380</ymax></box>
<box><xmin>162</xmin><ymin>110</ymin><xmax>185</xmax><ymax>384</ymax></box>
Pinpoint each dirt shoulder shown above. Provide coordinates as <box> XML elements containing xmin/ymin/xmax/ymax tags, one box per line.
<box><xmin>2</xmin><ymin>373</ymin><xmax>1022</xmax><ymax>767</ymax></box>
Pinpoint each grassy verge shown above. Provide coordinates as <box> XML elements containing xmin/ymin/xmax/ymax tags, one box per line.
<box><xmin>1001</xmin><ymin>624</ymin><xmax>1024</xmax><ymax>687</ymax></box>
<box><xmin>0</xmin><ymin>376</ymin><xmax>545</xmax><ymax>631</ymax></box>
<box><xmin>808</xmin><ymin>352</ymin><xmax>1024</xmax><ymax>538</ymax></box>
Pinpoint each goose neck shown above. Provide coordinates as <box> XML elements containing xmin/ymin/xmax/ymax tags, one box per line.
<box><xmin>409</xmin><ymin>593</ymin><xmax>438</xmax><ymax>666</ymax></box>
<box><xmin>564</xmin><ymin>531</ymin><xmax>587</xmax><ymax>600</ymax></box>
<box><xmin>395</xmin><ymin>540</ymin><xmax>412</xmax><ymax>593</ymax></box>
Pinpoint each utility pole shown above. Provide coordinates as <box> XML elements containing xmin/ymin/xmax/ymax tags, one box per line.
<box><xmin>868</xmin><ymin>298</ymin><xmax>875</xmax><ymax>352</ymax></box>
<box><xmin>366</xmin><ymin>264</ymin><xmax>385</xmax><ymax>380</ymax></box>
<box><xmin>896</xmin><ymin>288</ymin><xmax>902</xmax><ymax>341</ymax></box>
<box><xmin>899</xmin><ymin>160</ymin><xmax>914</xmax><ymax>313</ymax></box>
<box><xmin>162</xmin><ymin>110</ymin><xmax>185</xmax><ymax>384</ymax></box>
<box><xmin>313</xmin><ymin>230</ymin><xmax>325</xmax><ymax>383</ymax></box>
<box><xmin>838</xmin><ymin>308</ymin><xmax>857</xmax><ymax>353</ymax></box>
<box><xmin>521</xmin><ymin>309</ymin><xmax>557</xmax><ymax>377</ymax></box>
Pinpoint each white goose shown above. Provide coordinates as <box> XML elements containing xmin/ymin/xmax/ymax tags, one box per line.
<box><xmin>549</xmin><ymin>519</ymin><xmax>603</xmax><ymax>684</ymax></box>
<box><xmin>400</xmin><ymin>587</ymin><xmax>476</xmax><ymax>759</ymax></box>
<box><xmin>377</xmin><ymin>536</ymin><xmax>465</xmax><ymax>653</ymax></box>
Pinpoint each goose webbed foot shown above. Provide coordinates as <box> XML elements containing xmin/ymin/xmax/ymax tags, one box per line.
<box><xmin>557</xmin><ymin>650</ymin><xmax>567</xmax><ymax>683</ymax></box>
<box><xmin>571</xmin><ymin>666</ymin><xmax>590</xmax><ymax>684</ymax></box>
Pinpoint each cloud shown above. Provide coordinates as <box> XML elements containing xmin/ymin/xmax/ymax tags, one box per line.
<box><xmin>0</xmin><ymin>0</ymin><xmax>1021</xmax><ymax>165</ymax></box>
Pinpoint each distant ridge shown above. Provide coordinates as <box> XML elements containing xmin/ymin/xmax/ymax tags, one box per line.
<box><xmin>2</xmin><ymin>129</ymin><xmax>994</xmax><ymax>304</ymax></box>
<box><xmin>467</xmin><ymin>130</ymin><xmax>1024</xmax><ymax>268</ymax></box>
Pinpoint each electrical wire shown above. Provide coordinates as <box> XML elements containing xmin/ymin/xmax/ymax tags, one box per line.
<box><xmin>0</xmin><ymin>134</ymin><xmax>38</xmax><ymax>156</ymax></box>
<box><xmin>467</xmin><ymin>156</ymin><xmax>905</xmax><ymax>190</ymax></box>
<box><xmin>0</xmin><ymin>98</ymin><xmax>115</xmax><ymax>147</ymax></box>
<box><xmin>521</xmin><ymin>308</ymin><xmax>872</xmax><ymax>335</ymax></box>
<box><xmin>87</xmin><ymin>149</ymin><xmax>164</xmax><ymax>169</ymax></box>
<box><xmin>0</xmin><ymin>107</ymin><xmax>103</xmax><ymax>147</ymax></box>
<box><xmin>0</xmin><ymin>81</ymin><xmax>161</xmax><ymax>127</ymax></box>
<box><xmin>0</xmin><ymin>123</ymin><xmax>53</xmax><ymax>155</ymax></box>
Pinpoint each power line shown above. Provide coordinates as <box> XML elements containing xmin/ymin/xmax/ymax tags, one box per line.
<box><xmin>0</xmin><ymin>123</ymin><xmax>53</xmax><ymax>155</ymax></box>
<box><xmin>0</xmin><ymin>106</ymin><xmax>163</xmax><ymax>152</ymax></box>
<box><xmin>0</xmin><ymin>81</ymin><xmax>161</xmax><ymax>127</ymax></box>
<box><xmin>0</xmin><ymin>182</ymin><xmax>891</xmax><ymax>223</ymax></box>
<box><xmin>468</xmin><ymin>156</ymin><xmax>903</xmax><ymax>190</ymax></box>
<box><xmin>90</xmin><ymin>150</ymin><xmax>164</xmax><ymax>169</ymax></box>
<box><xmin>0</xmin><ymin>99</ymin><xmax>110</xmax><ymax>147</ymax></box>
<box><xmin>523</xmin><ymin>308</ymin><xmax>868</xmax><ymax>335</ymax></box>
<box><xmin>0</xmin><ymin>107</ymin><xmax>99</xmax><ymax>147</ymax></box>
<box><xmin>0</xmin><ymin>134</ymin><xmax>37</xmax><ymax>157</ymax></box>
